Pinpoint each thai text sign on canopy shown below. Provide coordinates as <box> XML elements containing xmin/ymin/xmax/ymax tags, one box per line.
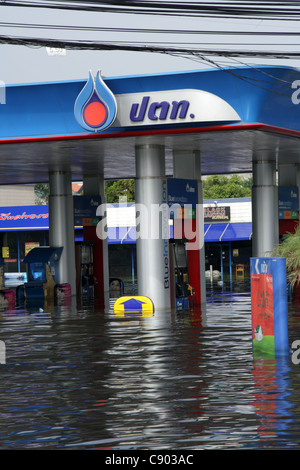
<box><xmin>250</xmin><ymin>257</ymin><xmax>289</xmax><ymax>357</ymax></box>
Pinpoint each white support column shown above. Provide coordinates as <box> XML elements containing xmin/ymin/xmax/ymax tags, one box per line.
<box><xmin>83</xmin><ymin>173</ymin><xmax>110</xmax><ymax>309</ymax></box>
<box><xmin>173</xmin><ymin>150</ymin><xmax>199</xmax><ymax>180</ymax></box>
<box><xmin>196</xmin><ymin>162</ymin><xmax>206</xmax><ymax>312</ymax></box>
<box><xmin>173</xmin><ymin>150</ymin><xmax>206</xmax><ymax>311</ymax></box>
<box><xmin>49</xmin><ymin>170</ymin><xmax>76</xmax><ymax>294</ymax></box>
<box><xmin>252</xmin><ymin>160</ymin><xmax>278</xmax><ymax>257</ymax></box>
<box><xmin>135</xmin><ymin>143</ymin><xmax>171</xmax><ymax>311</ymax></box>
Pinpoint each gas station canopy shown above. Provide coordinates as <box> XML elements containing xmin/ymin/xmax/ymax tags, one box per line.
<box><xmin>0</xmin><ymin>65</ymin><xmax>300</xmax><ymax>183</ymax></box>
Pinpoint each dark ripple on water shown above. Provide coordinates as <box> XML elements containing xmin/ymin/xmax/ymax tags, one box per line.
<box><xmin>0</xmin><ymin>285</ymin><xmax>300</xmax><ymax>449</ymax></box>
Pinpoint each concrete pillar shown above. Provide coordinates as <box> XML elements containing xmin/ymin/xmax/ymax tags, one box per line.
<box><xmin>83</xmin><ymin>173</ymin><xmax>109</xmax><ymax>309</ymax></box>
<box><xmin>173</xmin><ymin>150</ymin><xmax>199</xmax><ymax>180</ymax></box>
<box><xmin>252</xmin><ymin>160</ymin><xmax>278</xmax><ymax>257</ymax></box>
<box><xmin>48</xmin><ymin>170</ymin><xmax>76</xmax><ymax>294</ymax></box>
<box><xmin>173</xmin><ymin>150</ymin><xmax>206</xmax><ymax>311</ymax></box>
<box><xmin>135</xmin><ymin>143</ymin><xmax>171</xmax><ymax>311</ymax></box>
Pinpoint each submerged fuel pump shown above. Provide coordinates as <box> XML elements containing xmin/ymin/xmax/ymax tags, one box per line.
<box><xmin>172</xmin><ymin>241</ymin><xmax>189</xmax><ymax>310</ymax></box>
<box><xmin>75</xmin><ymin>241</ymin><xmax>94</xmax><ymax>300</ymax></box>
<box><xmin>171</xmin><ymin>241</ymin><xmax>198</xmax><ymax>311</ymax></box>
<box><xmin>17</xmin><ymin>246</ymin><xmax>71</xmax><ymax>306</ymax></box>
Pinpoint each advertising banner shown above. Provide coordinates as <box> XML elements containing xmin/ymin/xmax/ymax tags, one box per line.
<box><xmin>167</xmin><ymin>178</ymin><xmax>198</xmax><ymax>219</ymax></box>
<box><xmin>73</xmin><ymin>196</ymin><xmax>101</xmax><ymax>226</ymax></box>
<box><xmin>0</xmin><ymin>206</ymin><xmax>48</xmax><ymax>231</ymax></box>
<box><xmin>250</xmin><ymin>257</ymin><xmax>289</xmax><ymax>356</ymax></box>
<box><xmin>278</xmin><ymin>186</ymin><xmax>299</xmax><ymax>219</ymax></box>
<box><xmin>204</xmin><ymin>206</ymin><xmax>230</xmax><ymax>222</ymax></box>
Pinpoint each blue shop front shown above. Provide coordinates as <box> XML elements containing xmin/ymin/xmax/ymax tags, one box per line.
<box><xmin>0</xmin><ymin>199</ymin><xmax>254</xmax><ymax>290</ymax></box>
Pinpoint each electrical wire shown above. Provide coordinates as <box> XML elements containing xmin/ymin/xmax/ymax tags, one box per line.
<box><xmin>1</xmin><ymin>2</ymin><xmax>300</xmax><ymax>55</ymax></box>
<box><xmin>1</xmin><ymin>33</ymin><xmax>299</xmax><ymax>59</ymax></box>
<box><xmin>1</xmin><ymin>21</ymin><xmax>300</xmax><ymax>37</ymax></box>
<box><xmin>1</xmin><ymin>0</ymin><xmax>300</xmax><ymax>95</ymax></box>
<box><xmin>2</xmin><ymin>22</ymin><xmax>300</xmax><ymax>49</ymax></box>
<box><xmin>4</xmin><ymin>0</ymin><xmax>300</xmax><ymax>20</ymax></box>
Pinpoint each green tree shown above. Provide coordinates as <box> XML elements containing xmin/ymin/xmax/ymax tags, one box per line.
<box><xmin>273</xmin><ymin>225</ymin><xmax>300</xmax><ymax>289</ymax></box>
<box><xmin>105</xmin><ymin>179</ymin><xmax>135</xmax><ymax>203</ymax></box>
<box><xmin>34</xmin><ymin>183</ymin><xmax>49</xmax><ymax>204</ymax></box>
<box><xmin>203</xmin><ymin>174</ymin><xmax>252</xmax><ymax>199</ymax></box>
<box><xmin>34</xmin><ymin>179</ymin><xmax>136</xmax><ymax>205</ymax></box>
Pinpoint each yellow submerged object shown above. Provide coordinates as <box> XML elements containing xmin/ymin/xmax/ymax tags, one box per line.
<box><xmin>114</xmin><ymin>296</ymin><xmax>154</xmax><ymax>317</ymax></box>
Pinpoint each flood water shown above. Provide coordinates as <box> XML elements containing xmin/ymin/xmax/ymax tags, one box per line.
<box><xmin>1</xmin><ymin>280</ymin><xmax>300</xmax><ymax>450</ymax></box>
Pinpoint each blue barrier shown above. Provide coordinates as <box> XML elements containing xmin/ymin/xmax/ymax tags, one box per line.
<box><xmin>250</xmin><ymin>257</ymin><xmax>289</xmax><ymax>357</ymax></box>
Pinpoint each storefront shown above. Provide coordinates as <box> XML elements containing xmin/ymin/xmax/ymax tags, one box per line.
<box><xmin>107</xmin><ymin>198</ymin><xmax>254</xmax><ymax>289</ymax></box>
<box><xmin>0</xmin><ymin>192</ymin><xmax>296</xmax><ymax>291</ymax></box>
<box><xmin>0</xmin><ymin>198</ymin><xmax>252</xmax><ymax>287</ymax></box>
<box><xmin>203</xmin><ymin>198</ymin><xmax>252</xmax><ymax>281</ymax></box>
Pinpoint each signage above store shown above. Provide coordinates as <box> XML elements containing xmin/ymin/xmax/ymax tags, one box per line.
<box><xmin>74</xmin><ymin>72</ymin><xmax>241</xmax><ymax>133</ymax></box>
<box><xmin>278</xmin><ymin>186</ymin><xmax>299</xmax><ymax>219</ymax></box>
<box><xmin>73</xmin><ymin>195</ymin><xmax>101</xmax><ymax>226</ymax></box>
<box><xmin>167</xmin><ymin>178</ymin><xmax>198</xmax><ymax>219</ymax></box>
<box><xmin>114</xmin><ymin>89</ymin><xmax>241</xmax><ymax>128</ymax></box>
<box><xmin>204</xmin><ymin>206</ymin><xmax>230</xmax><ymax>222</ymax></box>
<box><xmin>0</xmin><ymin>206</ymin><xmax>49</xmax><ymax>231</ymax></box>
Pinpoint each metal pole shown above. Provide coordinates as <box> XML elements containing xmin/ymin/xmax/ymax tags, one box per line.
<box><xmin>220</xmin><ymin>244</ymin><xmax>223</xmax><ymax>281</ymax></box>
<box><xmin>83</xmin><ymin>173</ymin><xmax>110</xmax><ymax>308</ymax></box>
<box><xmin>131</xmin><ymin>245</ymin><xmax>135</xmax><ymax>295</ymax></box>
<box><xmin>17</xmin><ymin>232</ymin><xmax>20</xmax><ymax>273</ymax></box>
<box><xmin>229</xmin><ymin>241</ymin><xmax>232</xmax><ymax>290</ymax></box>
<box><xmin>135</xmin><ymin>143</ymin><xmax>171</xmax><ymax>311</ymax></box>
<box><xmin>252</xmin><ymin>160</ymin><xmax>278</xmax><ymax>257</ymax></box>
<box><xmin>49</xmin><ymin>170</ymin><xmax>76</xmax><ymax>294</ymax></box>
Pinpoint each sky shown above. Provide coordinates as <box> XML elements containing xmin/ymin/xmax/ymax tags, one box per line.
<box><xmin>1</xmin><ymin>2</ymin><xmax>300</xmax><ymax>85</ymax></box>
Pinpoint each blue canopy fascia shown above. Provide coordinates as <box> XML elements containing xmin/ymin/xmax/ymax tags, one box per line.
<box><xmin>107</xmin><ymin>222</ymin><xmax>252</xmax><ymax>244</ymax></box>
<box><xmin>204</xmin><ymin>223</ymin><xmax>252</xmax><ymax>242</ymax></box>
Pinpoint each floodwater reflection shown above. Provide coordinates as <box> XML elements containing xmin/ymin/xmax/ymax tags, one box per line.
<box><xmin>0</xmin><ymin>283</ymin><xmax>300</xmax><ymax>449</ymax></box>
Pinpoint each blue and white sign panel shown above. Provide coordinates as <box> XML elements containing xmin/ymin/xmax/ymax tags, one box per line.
<box><xmin>74</xmin><ymin>196</ymin><xmax>101</xmax><ymax>226</ymax></box>
<box><xmin>167</xmin><ymin>178</ymin><xmax>198</xmax><ymax>219</ymax></box>
<box><xmin>278</xmin><ymin>186</ymin><xmax>299</xmax><ymax>219</ymax></box>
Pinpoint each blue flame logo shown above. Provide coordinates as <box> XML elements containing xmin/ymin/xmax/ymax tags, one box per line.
<box><xmin>74</xmin><ymin>71</ymin><xmax>117</xmax><ymax>132</ymax></box>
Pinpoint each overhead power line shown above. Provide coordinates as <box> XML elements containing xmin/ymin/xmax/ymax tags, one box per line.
<box><xmin>1</xmin><ymin>34</ymin><xmax>300</xmax><ymax>60</ymax></box>
<box><xmin>1</xmin><ymin>21</ymin><xmax>300</xmax><ymax>37</ymax></box>
<box><xmin>1</xmin><ymin>0</ymin><xmax>300</xmax><ymax>82</ymax></box>
<box><xmin>3</xmin><ymin>0</ymin><xmax>300</xmax><ymax>20</ymax></box>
